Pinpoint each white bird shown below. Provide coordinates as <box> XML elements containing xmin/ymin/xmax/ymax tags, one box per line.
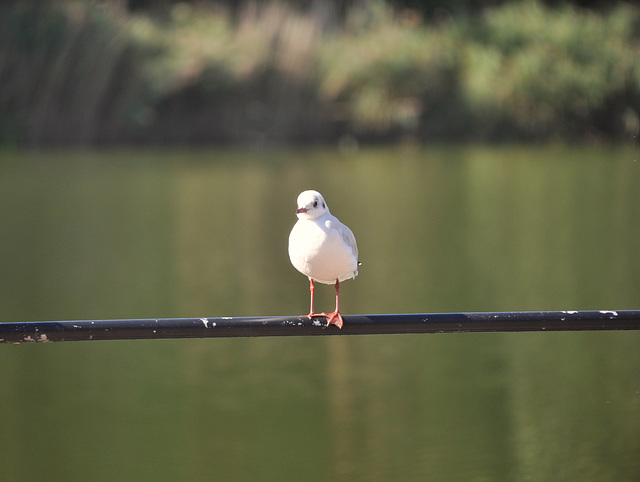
<box><xmin>288</xmin><ymin>190</ymin><xmax>359</xmax><ymax>328</ymax></box>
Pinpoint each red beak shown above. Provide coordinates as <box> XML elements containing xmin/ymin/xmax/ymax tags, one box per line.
<box><xmin>296</xmin><ymin>207</ymin><xmax>308</xmax><ymax>214</ymax></box>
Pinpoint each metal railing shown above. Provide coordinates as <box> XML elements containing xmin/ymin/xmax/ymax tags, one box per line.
<box><xmin>1</xmin><ymin>310</ymin><xmax>639</xmax><ymax>344</ymax></box>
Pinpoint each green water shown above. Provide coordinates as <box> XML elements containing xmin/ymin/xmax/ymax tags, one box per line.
<box><xmin>0</xmin><ymin>146</ymin><xmax>639</xmax><ymax>481</ymax></box>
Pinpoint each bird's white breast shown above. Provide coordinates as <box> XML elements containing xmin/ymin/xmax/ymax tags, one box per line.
<box><xmin>288</xmin><ymin>215</ymin><xmax>358</xmax><ymax>284</ymax></box>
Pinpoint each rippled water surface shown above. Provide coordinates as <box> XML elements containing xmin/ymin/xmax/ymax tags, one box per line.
<box><xmin>1</xmin><ymin>146</ymin><xmax>639</xmax><ymax>480</ymax></box>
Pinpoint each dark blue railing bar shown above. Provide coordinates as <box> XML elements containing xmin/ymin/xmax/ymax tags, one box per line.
<box><xmin>1</xmin><ymin>310</ymin><xmax>638</xmax><ymax>344</ymax></box>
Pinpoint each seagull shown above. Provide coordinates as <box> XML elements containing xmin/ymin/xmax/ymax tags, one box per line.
<box><xmin>288</xmin><ymin>190</ymin><xmax>359</xmax><ymax>328</ymax></box>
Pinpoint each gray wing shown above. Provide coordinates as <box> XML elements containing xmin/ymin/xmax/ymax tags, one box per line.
<box><xmin>326</xmin><ymin>216</ymin><xmax>358</xmax><ymax>260</ymax></box>
<box><xmin>340</xmin><ymin>223</ymin><xmax>358</xmax><ymax>261</ymax></box>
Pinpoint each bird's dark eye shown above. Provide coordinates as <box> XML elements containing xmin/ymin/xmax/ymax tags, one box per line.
<box><xmin>313</xmin><ymin>200</ymin><xmax>318</xmax><ymax>207</ymax></box>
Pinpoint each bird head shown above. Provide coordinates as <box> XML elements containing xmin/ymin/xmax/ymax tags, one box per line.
<box><xmin>295</xmin><ymin>190</ymin><xmax>329</xmax><ymax>220</ymax></box>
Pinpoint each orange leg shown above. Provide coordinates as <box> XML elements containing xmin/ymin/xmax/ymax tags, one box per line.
<box><xmin>307</xmin><ymin>279</ymin><xmax>325</xmax><ymax>319</ymax></box>
<box><xmin>325</xmin><ymin>279</ymin><xmax>344</xmax><ymax>329</ymax></box>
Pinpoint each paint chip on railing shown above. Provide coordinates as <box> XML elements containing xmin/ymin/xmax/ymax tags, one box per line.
<box><xmin>22</xmin><ymin>334</ymin><xmax>49</xmax><ymax>343</ymax></box>
<box><xmin>600</xmin><ymin>310</ymin><xmax>618</xmax><ymax>316</ymax></box>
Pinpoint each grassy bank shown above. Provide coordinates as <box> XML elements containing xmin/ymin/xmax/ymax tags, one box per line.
<box><xmin>1</xmin><ymin>0</ymin><xmax>639</xmax><ymax>145</ymax></box>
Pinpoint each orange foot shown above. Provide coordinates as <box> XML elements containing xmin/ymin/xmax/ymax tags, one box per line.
<box><xmin>325</xmin><ymin>311</ymin><xmax>344</xmax><ymax>329</ymax></box>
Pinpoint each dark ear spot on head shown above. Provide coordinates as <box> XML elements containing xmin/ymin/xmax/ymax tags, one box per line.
<box><xmin>323</xmin><ymin>202</ymin><xmax>326</xmax><ymax>208</ymax></box>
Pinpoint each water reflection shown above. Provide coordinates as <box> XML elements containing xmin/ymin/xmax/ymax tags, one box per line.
<box><xmin>0</xmin><ymin>146</ymin><xmax>638</xmax><ymax>480</ymax></box>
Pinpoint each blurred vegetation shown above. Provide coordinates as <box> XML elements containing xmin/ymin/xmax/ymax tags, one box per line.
<box><xmin>1</xmin><ymin>0</ymin><xmax>640</xmax><ymax>145</ymax></box>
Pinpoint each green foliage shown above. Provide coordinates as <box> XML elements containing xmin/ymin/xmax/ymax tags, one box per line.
<box><xmin>462</xmin><ymin>1</ymin><xmax>640</xmax><ymax>139</ymax></box>
<box><xmin>318</xmin><ymin>2</ymin><xmax>456</xmax><ymax>134</ymax></box>
<box><xmin>1</xmin><ymin>0</ymin><xmax>639</xmax><ymax>145</ymax></box>
<box><xmin>0</xmin><ymin>2</ymin><xmax>153</xmax><ymax>145</ymax></box>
